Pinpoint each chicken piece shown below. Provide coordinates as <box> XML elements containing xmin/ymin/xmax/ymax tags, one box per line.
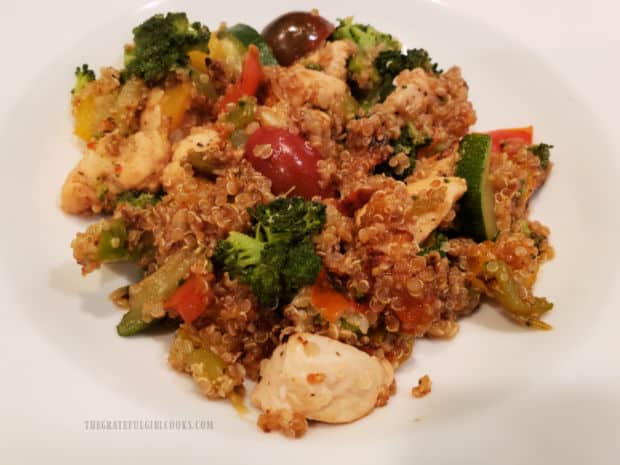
<box><xmin>381</xmin><ymin>68</ymin><xmax>435</xmax><ymax>118</ymax></box>
<box><xmin>265</xmin><ymin>65</ymin><xmax>350</xmax><ymax>115</ymax></box>
<box><xmin>255</xmin><ymin>101</ymin><xmax>293</xmax><ymax>129</ymax></box>
<box><xmin>61</xmin><ymin>89</ymin><xmax>170</xmax><ymax>214</ymax></box>
<box><xmin>411</xmin><ymin>150</ymin><xmax>459</xmax><ymax>180</ymax></box>
<box><xmin>252</xmin><ymin>333</ymin><xmax>394</xmax><ymax>424</ymax></box>
<box><xmin>304</xmin><ymin>40</ymin><xmax>357</xmax><ymax>81</ymax></box>
<box><xmin>406</xmin><ymin>176</ymin><xmax>467</xmax><ymax>243</ymax></box>
<box><xmin>377</xmin><ymin>67</ymin><xmax>475</xmax><ymax>152</ymax></box>
<box><xmin>161</xmin><ymin>127</ymin><xmax>225</xmax><ymax>188</ymax></box>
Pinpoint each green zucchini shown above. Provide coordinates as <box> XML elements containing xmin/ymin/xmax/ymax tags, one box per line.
<box><xmin>455</xmin><ymin>133</ymin><xmax>498</xmax><ymax>241</ymax></box>
<box><xmin>227</xmin><ymin>23</ymin><xmax>278</xmax><ymax>66</ymax></box>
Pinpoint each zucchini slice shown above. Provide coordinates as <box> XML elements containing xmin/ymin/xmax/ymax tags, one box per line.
<box><xmin>455</xmin><ymin>133</ymin><xmax>498</xmax><ymax>241</ymax></box>
<box><xmin>227</xmin><ymin>23</ymin><xmax>278</xmax><ymax>66</ymax></box>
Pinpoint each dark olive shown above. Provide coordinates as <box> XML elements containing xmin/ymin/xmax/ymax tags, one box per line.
<box><xmin>262</xmin><ymin>11</ymin><xmax>334</xmax><ymax>66</ymax></box>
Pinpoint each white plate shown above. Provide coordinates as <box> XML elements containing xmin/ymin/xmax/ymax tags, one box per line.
<box><xmin>1</xmin><ymin>1</ymin><xmax>619</xmax><ymax>464</ymax></box>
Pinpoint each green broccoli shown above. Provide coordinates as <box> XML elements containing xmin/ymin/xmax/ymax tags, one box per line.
<box><xmin>374</xmin><ymin>124</ymin><xmax>431</xmax><ymax>180</ymax></box>
<box><xmin>330</xmin><ymin>18</ymin><xmax>401</xmax><ymax>95</ymax></box>
<box><xmin>214</xmin><ymin>231</ymin><xmax>265</xmax><ymax>277</ymax></box>
<box><xmin>529</xmin><ymin>143</ymin><xmax>553</xmax><ymax>169</ymax></box>
<box><xmin>281</xmin><ymin>240</ymin><xmax>322</xmax><ymax>295</ymax></box>
<box><xmin>214</xmin><ymin>197</ymin><xmax>326</xmax><ymax>308</ymax></box>
<box><xmin>121</xmin><ymin>12</ymin><xmax>210</xmax><ymax>86</ymax></box>
<box><xmin>384</xmin><ymin>48</ymin><xmax>441</xmax><ymax>75</ymax></box>
<box><xmin>72</xmin><ymin>64</ymin><xmax>95</xmax><ymax>95</ymax></box>
<box><xmin>116</xmin><ymin>190</ymin><xmax>162</xmax><ymax>208</ymax></box>
<box><xmin>250</xmin><ymin>197</ymin><xmax>326</xmax><ymax>242</ymax></box>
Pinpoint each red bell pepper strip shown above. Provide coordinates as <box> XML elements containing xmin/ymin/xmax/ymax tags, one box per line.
<box><xmin>217</xmin><ymin>45</ymin><xmax>263</xmax><ymax>112</ymax></box>
<box><xmin>487</xmin><ymin>126</ymin><xmax>533</xmax><ymax>153</ymax></box>
<box><xmin>164</xmin><ymin>274</ymin><xmax>213</xmax><ymax>324</ymax></box>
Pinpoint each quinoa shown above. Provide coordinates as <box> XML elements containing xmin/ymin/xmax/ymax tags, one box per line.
<box><xmin>412</xmin><ymin>374</ymin><xmax>432</xmax><ymax>398</ymax></box>
<box><xmin>257</xmin><ymin>409</ymin><xmax>308</xmax><ymax>438</ymax></box>
<box><xmin>64</xmin><ymin>18</ymin><xmax>555</xmax><ymax>438</ymax></box>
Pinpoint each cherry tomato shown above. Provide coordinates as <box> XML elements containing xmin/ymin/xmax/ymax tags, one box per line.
<box><xmin>245</xmin><ymin>127</ymin><xmax>325</xmax><ymax>199</ymax></box>
<box><xmin>262</xmin><ymin>11</ymin><xmax>334</xmax><ymax>66</ymax></box>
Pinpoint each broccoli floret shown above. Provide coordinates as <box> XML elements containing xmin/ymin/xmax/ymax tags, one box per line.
<box><xmin>529</xmin><ymin>143</ymin><xmax>553</xmax><ymax>169</ymax></box>
<box><xmin>281</xmin><ymin>240</ymin><xmax>322</xmax><ymax>295</ymax></box>
<box><xmin>331</xmin><ymin>18</ymin><xmax>401</xmax><ymax>95</ymax></box>
<box><xmin>374</xmin><ymin>124</ymin><xmax>432</xmax><ymax>180</ymax></box>
<box><xmin>214</xmin><ymin>231</ymin><xmax>265</xmax><ymax>276</ymax></box>
<box><xmin>214</xmin><ymin>197</ymin><xmax>326</xmax><ymax>308</ymax></box>
<box><xmin>121</xmin><ymin>12</ymin><xmax>210</xmax><ymax>86</ymax></box>
<box><xmin>72</xmin><ymin>64</ymin><xmax>95</xmax><ymax>95</ymax></box>
<box><xmin>116</xmin><ymin>191</ymin><xmax>162</xmax><ymax>208</ymax></box>
<box><xmin>399</xmin><ymin>48</ymin><xmax>441</xmax><ymax>75</ymax></box>
<box><xmin>250</xmin><ymin>197</ymin><xmax>326</xmax><ymax>243</ymax></box>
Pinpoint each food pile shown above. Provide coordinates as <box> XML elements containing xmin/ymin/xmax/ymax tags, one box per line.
<box><xmin>62</xmin><ymin>11</ymin><xmax>554</xmax><ymax>437</ymax></box>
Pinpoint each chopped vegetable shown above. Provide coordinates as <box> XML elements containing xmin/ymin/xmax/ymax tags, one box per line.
<box><xmin>310</xmin><ymin>270</ymin><xmax>357</xmax><ymax>323</ymax></box>
<box><xmin>339</xmin><ymin>318</ymin><xmax>362</xmax><ymax>335</ymax></box>
<box><xmin>206</xmin><ymin>29</ymin><xmax>246</xmax><ymax>73</ymax></box>
<box><xmin>227</xmin><ymin>23</ymin><xmax>278</xmax><ymax>66</ymax></box>
<box><xmin>455</xmin><ymin>133</ymin><xmax>499</xmax><ymax>241</ymax></box>
<box><xmin>218</xmin><ymin>45</ymin><xmax>263</xmax><ymax>111</ymax></box>
<box><xmin>188</xmin><ymin>50</ymin><xmax>210</xmax><ymax>74</ymax></box>
<box><xmin>121</xmin><ymin>12</ymin><xmax>211</xmax><ymax>85</ymax></box>
<box><xmin>116</xmin><ymin>191</ymin><xmax>162</xmax><ymax>208</ymax></box>
<box><xmin>72</xmin><ymin>64</ymin><xmax>95</xmax><ymax>96</ymax></box>
<box><xmin>189</xmin><ymin>348</ymin><xmax>227</xmax><ymax>380</ymax></box>
<box><xmin>529</xmin><ymin>143</ymin><xmax>553</xmax><ymax>169</ymax></box>
<box><xmin>115</xmin><ymin>306</ymin><xmax>156</xmax><ymax>337</ymax></box>
<box><xmin>160</xmin><ymin>80</ymin><xmax>194</xmax><ymax>131</ymax></box>
<box><xmin>73</xmin><ymin>93</ymin><xmax>98</xmax><ymax>141</ymax></box>
<box><xmin>377</xmin><ymin>48</ymin><xmax>441</xmax><ymax>76</ymax></box>
<box><xmin>481</xmin><ymin>260</ymin><xmax>553</xmax><ymax>328</ymax></box>
<box><xmin>98</xmin><ymin>219</ymin><xmax>130</xmax><ymax>262</ymax></box>
<box><xmin>117</xmin><ymin>248</ymin><xmax>195</xmax><ymax>336</ymax></box>
<box><xmin>164</xmin><ymin>274</ymin><xmax>213</xmax><ymax>324</ymax></box>
<box><xmin>214</xmin><ymin>197</ymin><xmax>326</xmax><ymax>308</ymax></box>
<box><xmin>251</xmin><ymin>197</ymin><xmax>326</xmax><ymax>242</ymax></box>
<box><xmin>225</xmin><ymin>96</ymin><xmax>257</xmax><ymax>129</ymax></box>
<box><xmin>487</xmin><ymin>126</ymin><xmax>533</xmax><ymax>153</ymax></box>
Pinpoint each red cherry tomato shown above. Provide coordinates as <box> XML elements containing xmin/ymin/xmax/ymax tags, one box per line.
<box><xmin>245</xmin><ymin>127</ymin><xmax>326</xmax><ymax>199</ymax></box>
<box><xmin>262</xmin><ymin>11</ymin><xmax>334</xmax><ymax>66</ymax></box>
